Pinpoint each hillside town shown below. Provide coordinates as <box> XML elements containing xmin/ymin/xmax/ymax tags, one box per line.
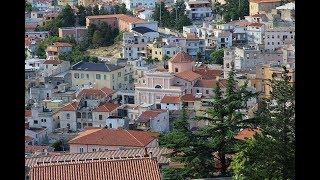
<box><xmin>25</xmin><ymin>0</ymin><xmax>295</xmax><ymax>179</ymax></box>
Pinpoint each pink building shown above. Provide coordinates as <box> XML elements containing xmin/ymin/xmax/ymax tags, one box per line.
<box><xmin>135</xmin><ymin>70</ymin><xmax>183</xmax><ymax>108</ymax></box>
<box><xmin>168</xmin><ymin>51</ymin><xmax>195</xmax><ymax>73</ymax></box>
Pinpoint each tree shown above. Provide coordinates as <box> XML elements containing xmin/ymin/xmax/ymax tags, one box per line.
<box><xmin>36</xmin><ymin>36</ymin><xmax>62</xmax><ymax>58</ymax></box>
<box><xmin>231</xmin><ymin>67</ymin><xmax>295</xmax><ymax>179</ymax></box>
<box><xmin>195</xmin><ymin>68</ymin><xmax>257</xmax><ymax>176</ymax></box>
<box><xmin>59</xmin><ymin>5</ymin><xmax>76</xmax><ymax>27</ymax></box>
<box><xmin>26</xmin><ymin>2</ymin><xmax>32</xmax><ymax>13</ymax></box>
<box><xmin>218</xmin><ymin>0</ymin><xmax>249</xmax><ymax>22</ymax></box>
<box><xmin>196</xmin><ymin>51</ymin><xmax>203</xmax><ymax>62</ymax></box>
<box><xmin>210</xmin><ymin>49</ymin><xmax>224</xmax><ymax>65</ymax></box>
<box><xmin>92</xmin><ymin>30</ymin><xmax>104</xmax><ymax>47</ymax></box>
<box><xmin>160</xmin><ymin>106</ymin><xmax>215</xmax><ymax>179</ymax></box>
<box><xmin>76</xmin><ymin>5</ymin><xmax>87</xmax><ymax>26</ymax></box>
<box><xmin>93</xmin><ymin>5</ymin><xmax>100</xmax><ymax>15</ymax></box>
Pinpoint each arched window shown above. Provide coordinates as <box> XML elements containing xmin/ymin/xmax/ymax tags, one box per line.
<box><xmin>155</xmin><ymin>85</ymin><xmax>162</xmax><ymax>89</ymax></box>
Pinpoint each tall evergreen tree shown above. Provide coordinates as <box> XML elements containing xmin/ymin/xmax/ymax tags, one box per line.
<box><xmin>59</xmin><ymin>5</ymin><xmax>76</xmax><ymax>27</ymax></box>
<box><xmin>93</xmin><ymin>5</ymin><xmax>100</xmax><ymax>15</ymax></box>
<box><xmin>195</xmin><ymin>68</ymin><xmax>257</xmax><ymax>176</ymax></box>
<box><xmin>231</xmin><ymin>67</ymin><xmax>295</xmax><ymax>179</ymax></box>
<box><xmin>76</xmin><ymin>5</ymin><xmax>87</xmax><ymax>26</ymax></box>
<box><xmin>160</xmin><ymin>106</ymin><xmax>215</xmax><ymax>179</ymax></box>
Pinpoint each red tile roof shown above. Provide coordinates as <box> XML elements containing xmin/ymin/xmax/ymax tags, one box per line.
<box><xmin>69</xmin><ymin>128</ymin><xmax>157</xmax><ymax>147</ymax></box>
<box><xmin>235</xmin><ymin>128</ymin><xmax>259</xmax><ymax>140</ymax></box>
<box><xmin>194</xmin><ymin>79</ymin><xmax>216</xmax><ymax>88</ymax></box>
<box><xmin>25</xmin><ymin>110</ymin><xmax>32</xmax><ymax>118</ymax></box>
<box><xmin>29</xmin><ymin>158</ymin><xmax>161</xmax><ymax>180</ymax></box>
<box><xmin>181</xmin><ymin>94</ymin><xmax>196</xmax><ymax>102</ymax></box>
<box><xmin>161</xmin><ymin>96</ymin><xmax>180</xmax><ymax>104</ymax></box>
<box><xmin>26</xmin><ymin>147</ymin><xmax>171</xmax><ymax>167</ymax></box>
<box><xmin>77</xmin><ymin>87</ymin><xmax>114</xmax><ymax>99</ymax></box>
<box><xmin>185</xmin><ymin>33</ymin><xmax>199</xmax><ymax>40</ymax></box>
<box><xmin>25</xmin><ymin>145</ymin><xmax>50</xmax><ymax>154</ymax></box>
<box><xmin>137</xmin><ymin>110</ymin><xmax>167</xmax><ymax>123</ymax></box>
<box><xmin>92</xmin><ymin>103</ymin><xmax>119</xmax><ymax>112</ymax></box>
<box><xmin>53</xmin><ymin>42</ymin><xmax>72</xmax><ymax>47</ymax></box>
<box><xmin>61</xmin><ymin>101</ymin><xmax>79</xmax><ymax>111</ymax></box>
<box><xmin>170</xmin><ymin>51</ymin><xmax>194</xmax><ymax>63</ymax></box>
<box><xmin>25</xmin><ymin>135</ymin><xmax>33</xmax><ymax>142</ymax></box>
<box><xmin>248</xmin><ymin>22</ymin><xmax>264</xmax><ymax>27</ymax></box>
<box><xmin>194</xmin><ymin>68</ymin><xmax>222</xmax><ymax>80</ymax></box>
<box><xmin>43</xmin><ymin>60</ymin><xmax>63</xmax><ymax>65</ymax></box>
<box><xmin>175</xmin><ymin>70</ymin><xmax>202</xmax><ymax>82</ymax></box>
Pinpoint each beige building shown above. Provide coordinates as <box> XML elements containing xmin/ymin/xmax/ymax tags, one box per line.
<box><xmin>249</xmin><ymin>0</ymin><xmax>282</xmax><ymax>16</ymax></box>
<box><xmin>147</xmin><ymin>41</ymin><xmax>180</xmax><ymax>61</ymax></box>
<box><xmin>251</xmin><ymin>64</ymin><xmax>295</xmax><ymax>98</ymax></box>
<box><xmin>71</xmin><ymin>61</ymin><xmax>133</xmax><ymax>90</ymax></box>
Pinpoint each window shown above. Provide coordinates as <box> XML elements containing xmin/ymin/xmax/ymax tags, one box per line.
<box><xmin>129</xmin><ymin>53</ymin><xmax>131</xmax><ymax>56</ymax></box>
<box><xmin>206</xmin><ymin>90</ymin><xmax>209</xmax><ymax>94</ymax></box>
<box><xmin>86</xmin><ymin>74</ymin><xmax>89</xmax><ymax>79</ymax></box>
<box><xmin>155</xmin><ymin>85</ymin><xmax>162</xmax><ymax>89</ymax></box>
<box><xmin>99</xmin><ymin>115</ymin><xmax>103</xmax><ymax>120</ymax></box>
<box><xmin>167</xmin><ymin>103</ymin><xmax>169</xmax><ymax>105</ymax></box>
<box><xmin>272</xmin><ymin>35</ymin><xmax>274</xmax><ymax>39</ymax></box>
<box><xmin>80</xmin><ymin>147</ymin><xmax>84</xmax><ymax>153</ymax></box>
<box><xmin>88</xmin><ymin>112</ymin><xmax>92</xmax><ymax>119</ymax></box>
<box><xmin>175</xmin><ymin>68</ymin><xmax>178</xmax><ymax>72</ymax></box>
<box><xmin>291</xmin><ymin>35</ymin><xmax>294</xmax><ymax>39</ymax></box>
<box><xmin>277</xmin><ymin>35</ymin><xmax>280</xmax><ymax>38</ymax></box>
<box><xmin>76</xmin><ymin>112</ymin><xmax>81</xmax><ymax>118</ymax></box>
<box><xmin>82</xmin><ymin>112</ymin><xmax>86</xmax><ymax>119</ymax></box>
<box><xmin>112</xmin><ymin>74</ymin><xmax>114</xmax><ymax>79</ymax></box>
<box><xmin>92</xmin><ymin>148</ymin><xmax>96</xmax><ymax>152</ymax></box>
<box><xmin>66</xmin><ymin>113</ymin><xmax>70</xmax><ymax>119</ymax></box>
<box><xmin>272</xmin><ymin>42</ymin><xmax>274</xmax><ymax>45</ymax></box>
<box><xmin>267</xmin><ymin>35</ymin><xmax>270</xmax><ymax>39</ymax></box>
<box><xmin>109</xmin><ymin>123</ymin><xmax>112</xmax><ymax>128</ymax></box>
<box><xmin>167</xmin><ymin>51</ymin><xmax>170</xmax><ymax>55</ymax></box>
<box><xmin>156</xmin><ymin>96</ymin><xmax>161</xmax><ymax>100</ymax></box>
<box><xmin>96</xmin><ymin>74</ymin><xmax>101</xmax><ymax>79</ymax></box>
<box><xmin>267</xmin><ymin>42</ymin><xmax>270</xmax><ymax>45</ymax></box>
<box><xmin>88</xmin><ymin>123</ymin><xmax>92</xmax><ymax>126</ymax></box>
<box><xmin>278</xmin><ymin>42</ymin><xmax>280</xmax><ymax>45</ymax></box>
<box><xmin>104</xmin><ymin>75</ymin><xmax>106</xmax><ymax>80</ymax></box>
<box><xmin>118</xmin><ymin>72</ymin><xmax>121</xmax><ymax>77</ymax></box>
<box><xmin>74</xmin><ymin>73</ymin><xmax>79</xmax><ymax>79</ymax></box>
<box><xmin>246</xmin><ymin>53</ymin><xmax>249</xmax><ymax>59</ymax></box>
<box><xmin>34</xmin><ymin>120</ymin><xmax>38</xmax><ymax>124</ymax></box>
<box><xmin>124</xmin><ymin>76</ymin><xmax>128</xmax><ymax>81</ymax></box>
<box><xmin>141</xmin><ymin>39</ymin><xmax>144</xmax><ymax>42</ymax></box>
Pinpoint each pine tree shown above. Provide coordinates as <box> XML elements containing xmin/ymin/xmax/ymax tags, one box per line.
<box><xmin>231</xmin><ymin>67</ymin><xmax>295</xmax><ymax>179</ymax></box>
<box><xmin>196</xmin><ymin>67</ymin><xmax>257</xmax><ymax>176</ymax></box>
<box><xmin>160</xmin><ymin>106</ymin><xmax>215</xmax><ymax>179</ymax></box>
<box><xmin>76</xmin><ymin>5</ymin><xmax>87</xmax><ymax>26</ymax></box>
<box><xmin>59</xmin><ymin>5</ymin><xmax>76</xmax><ymax>27</ymax></box>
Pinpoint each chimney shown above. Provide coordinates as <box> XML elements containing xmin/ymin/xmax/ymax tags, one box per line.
<box><xmin>143</xmin><ymin>147</ymin><xmax>149</xmax><ymax>157</ymax></box>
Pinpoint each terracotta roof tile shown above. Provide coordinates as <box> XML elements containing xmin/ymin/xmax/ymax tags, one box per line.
<box><xmin>25</xmin><ymin>110</ymin><xmax>32</xmax><ymax>118</ymax></box>
<box><xmin>194</xmin><ymin>68</ymin><xmax>222</xmax><ymax>80</ymax></box>
<box><xmin>29</xmin><ymin>158</ymin><xmax>161</xmax><ymax>180</ymax></box>
<box><xmin>160</xmin><ymin>96</ymin><xmax>180</xmax><ymax>104</ymax></box>
<box><xmin>175</xmin><ymin>70</ymin><xmax>202</xmax><ymax>82</ymax></box>
<box><xmin>92</xmin><ymin>103</ymin><xmax>119</xmax><ymax>112</ymax></box>
<box><xmin>185</xmin><ymin>33</ymin><xmax>199</xmax><ymax>40</ymax></box>
<box><xmin>69</xmin><ymin>128</ymin><xmax>157</xmax><ymax>147</ymax></box>
<box><xmin>170</xmin><ymin>51</ymin><xmax>194</xmax><ymax>63</ymax></box>
<box><xmin>61</xmin><ymin>101</ymin><xmax>79</xmax><ymax>111</ymax></box>
<box><xmin>43</xmin><ymin>60</ymin><xmax>63</xmax><ymax>65</ymax></box>
<box><xmin>25</xmin><ymin>147</ymin><xmax>171</xmax><ymax>167</ymax></box>
<box><xmin>53</xmin><ymin>42</ymin><xmax>72</xmax><ymax>47</ymax></box>
<box><xmin>137</xmin><ymin>110</ymin><xmax>166</xmax><ymax>123</ymax></box>
<box><xmin>25</xmin><ymin>135</ymin><xmax>33</xmax><ymax>142</ymax></box>
<box><xmin>181</xmin><ymin>94</ymin><xmax>196</xmax><ymax>102</ymax></box>
<box><xmin>25</xmin><ymin>145</ymin><xmax>50</xmax><ymax>154</ymax></box>
<box><xmin>248</xmin><ymin>22</ymin><xmax>264</xmax><ymax>27</ymax></box>
<box><xmin>194</xmin><ymin>79</ymin><xmax>217</xmax><ymax>88</ymax></box>
<box><xmin>235</xmin><ymin>128</ymin><xmax>259</xmax><ymax>140</ymax></box>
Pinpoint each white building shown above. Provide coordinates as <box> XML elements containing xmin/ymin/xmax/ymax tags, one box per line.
<box><xmin>137</xmin><ymin>9</ymin><xmax>154</xmax><ymax>20</ymax></box>
<box><xmin>122</xmin><ymin>0</ymin><xmax>156</xmax><ymax>11</ymax></box>
<box><xmin>263</xmin><ymin>26</ymin><xmax>295</xmax><ymax>51</ymax></box>
<box><xmin>122</xmin><ymin>27</ymin><xmax>159</xmax><ymax>60</ymax></box>
<box><xmin>160</xmin><ymin>95</ymin><xmax>181</xmax><ymax>110</ymax></box>
<box><xmin>25</xmin><ymin>127</ymin><xmax>48</xmax><ymax>145</ymax></box>
<box><xmin>136</xmin><ymin>110</ymin><xmax>170</xmax><ymax>133</ymax></box>
<box><xmin>28</xmin><ymin>105</ymin><xmax>59</xmax><ymax>133</ymax></box>
<box><xmin>185</xmin><ymin>0</ymin><xmax>213</xmax><ymax>20</ymax></box>
<box><xmin>246</xmin><ymin>23</ymin><xmax>266</xmax><ymax>45</ymax></box>
<box><xmin>105</xmin><ymin>116</ymin><xmax>129</xmax><ymax>129</ymax></box>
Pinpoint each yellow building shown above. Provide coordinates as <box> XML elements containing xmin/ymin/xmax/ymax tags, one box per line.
<box><xmin>57</xmin><ymin>0</ymin><xmax>78</xmax><ymax>7</ymax></box>
<box><xmin>249</xmin><ymin>0</ymin><xmax>282</xmax><ymax>16</ymax></box>
<box><xmin>147</xmin><ymin>42</ymin><xmax>180</xmax><ymax>61</ymax></box>
<box><xmin>251</xmin><ymin>65</ymin><xmax>295</xmax><ymax>98</ymax></box>
<box><xmin>71</xmin><ymin>61</ymin><xmax>133</xmax><ymax>90</ymax></box>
